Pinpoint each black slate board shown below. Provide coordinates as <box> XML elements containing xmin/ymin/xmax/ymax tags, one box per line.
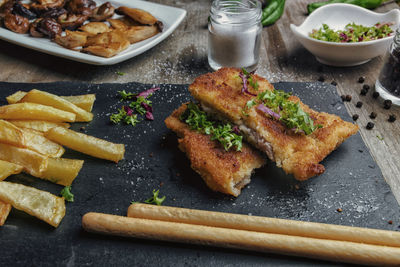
<box><xmin>0</xmin><ymin>81</ymin><xmax>399</xmax><ymax>267</ymax></box>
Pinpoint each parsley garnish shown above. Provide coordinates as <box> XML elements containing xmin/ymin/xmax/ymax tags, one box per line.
<box><xmin>129</xmin><ymin>96</ymin><xmax>152</xmax><ymax>115</ymax></box>
<box><xmin>242</xmin><ymin>68</ymin><xmax>259</xmax><ymax>91</ymax></box>
<box><xmin>377</xmin><ymin>135</ymin><xmax>384</xmax><ymax>141</ymax></box>
<box><xmin>244</xmin><ymin>89</ymin><xmax>322</xmax><ymax>135</ymax></box>
<box><xmin>116</xmin><ymin>71</ymin><xmax>126</xmax><ymax>76</ymax></box>
<box><xmin>140</xmin><ymin>189</ymin><xmax>166</xmax><ymax>205</ymax></box>
<box><xmin>60</xmin><ymin>186</ymin><xmax>74</xmax><ymax>202</ymax></box>
<box><xmin>119</xmin><ymin>90</ymin><xmax>136</xmax><ymax>100</ymax></box>
<box><xmin>180</xmin><ymin>102</ymin><xmax>243</xmax><ymax>151</ymax></box>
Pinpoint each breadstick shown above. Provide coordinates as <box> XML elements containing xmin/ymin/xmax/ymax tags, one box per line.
<box><xmin>127</xmin><ymin>203</ymin><xmax>400</xmax><ymax>248</ymax></box>
<box><xmin>82</xmin><ymin>212</ymin><xmax>400</xmax><ymax>266</ymax></box>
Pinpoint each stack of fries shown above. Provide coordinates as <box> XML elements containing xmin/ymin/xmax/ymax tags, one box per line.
<box><xmin>0</xmin><ymin>89</ymin><xmax>125</xmax><ymax>227</ymax></box>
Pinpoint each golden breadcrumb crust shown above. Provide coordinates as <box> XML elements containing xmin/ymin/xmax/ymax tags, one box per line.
<box><xmin>165</xmin><ymin>103</ymin><xmax>265</xmax><ymax>196</ymax></box>
<box><xmin>189</xmin><ymin>68</ymin><xmax>359</xmax><ymax>180</ymax></box>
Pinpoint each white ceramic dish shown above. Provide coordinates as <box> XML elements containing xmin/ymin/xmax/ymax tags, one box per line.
<box><xmin>0</xmin><ymin>0</ymin><xmax>186</xmax><ymax>65</ymax></box>
<box><xmin>290</xmin><ymin>3</ymin><xmax>400</xmax><ymax>67</ymax></box>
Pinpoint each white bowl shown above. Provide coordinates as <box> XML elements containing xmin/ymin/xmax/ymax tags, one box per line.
<box><xmin>290</xmin><ymin>3</ymin><xmax>400</xmax><ymax>67</ymax></box>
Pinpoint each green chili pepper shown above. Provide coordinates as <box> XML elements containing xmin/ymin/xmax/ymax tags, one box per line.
<box><xmin>262</xmin><ymin>0</ymin><xmax>286</xmax><ymax>26</ymax></box>
<box><xmin>307</xmin><ymin>0</ymin><xmax>384</xmax><ymax>14</ymax></box>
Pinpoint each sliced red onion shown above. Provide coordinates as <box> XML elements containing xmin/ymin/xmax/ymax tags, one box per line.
<box><xmin>257</xmin><ymin>104</ymin><xmax>280</xmax><ymax>120</ymax></box>
<box><xmin>137</xmin><ymin>87</ymin><xmax>161</xmax><ymax>98</ymax></box>
<box><xmin>141</xmin><ymin>102</ymin><xmax>154</xmax><ymax>120</ymax></box>
<box><xmin>239</xmin><ymin>72</ymin><xmax>256</xmax><ymax>96</ymax></box>
<box><xmin>123</xmin><ymin>105</ymin><xmax>133</xmax><ymax>116</ymax></box>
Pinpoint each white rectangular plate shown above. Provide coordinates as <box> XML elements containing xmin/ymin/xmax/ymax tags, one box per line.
<box><xmin>0</xmin><ymin>0</ymin><xmax>186</xmax><ymax>65</ymax></box>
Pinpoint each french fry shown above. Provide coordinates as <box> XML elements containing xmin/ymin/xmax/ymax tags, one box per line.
<box><xmin>19</xmin><ymin>89</ymin><xmax>93</xmax><ymax>122</ymax></box>
<box><xmin>0</xmin><ymin>103</ymin><xmax>76</xmax><ymax>122</ymax></box>
<box><xmin>7</xmin><ymin>120</ymin><xmax>70</xmax><ymax>132</ymax></box>
<box><xmin>40</xmin><ymin>158</ymin><xmax>84</xmax><ymax>186</ymax></box>
<box><xmin>0</xmin><ymin>181</ymin><xmax>65</xmax><ymax>227</ymax></box>
<box><xmin>0</xmin><ymin>160</ymin><xmax>23</xmax><ymax>181</ymax></box>
<box><xmin>6</xmin><ymin>91</ymin><xmax>96</xmax><ymax>112</ymax></box>
<box><xmin>22</xmin><ymin>128</ymin><xmax>65</xmax><ymax>158</ymax></box>
<box><xmin>45</xmin><ymin>127</ymin><xmax>125</xmax><ymax>163</ymax></box>
<box><xmin>0</xmin><ymin>119</ymin><xmax>25</xmax><ymax>147</ymax></box>
<box><xmin>0</xmin><ymin>143</ymin><xmax>48</xmax><ymax>177</ymax></box>
<box><xmin>60</xmin><ymin>94</ymin><xmax>96</xmax><ymax>112</ymax></box>
<box><xmin>6</xmin><ymin>91</ymin><xmax>27</xmax><ymax>104</ymax></box>
<box><xmin>0</xmin><ymin>201</ymin><xmax>12</xmax><ymax>226</ymax></box>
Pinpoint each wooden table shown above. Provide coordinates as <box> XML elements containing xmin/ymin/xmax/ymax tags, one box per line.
<box><xmin>0</xmin><ymin>0</ymin><xmax>399</xmax><ymax>203</ymax></box>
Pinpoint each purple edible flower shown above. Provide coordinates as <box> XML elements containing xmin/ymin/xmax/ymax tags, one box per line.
<box><xmin>257</xmin><ymin>104</ymin><xmax>280</xmax><ymax>120</ymax></box>
<box><xmin>123</xmin><ymin>106</ymin><xmax>133</xmax><ymax>116</ymax></box>
<box><xmin>137</xmin><ymin>87</ymin><xmax>161</xmax><ymax>98</ymax></box>
<box><xmin>141</xmin><ymin>102</ymin><xmax>154</xmax><ymax>120</ymax></box>
<box><xmin>239</xmin><ymin>72</ymin><xmax>257</xmax><ymax>96</ymax></box>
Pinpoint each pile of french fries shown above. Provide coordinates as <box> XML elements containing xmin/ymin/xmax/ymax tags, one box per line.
<box><xmin>0</xmin><ymin>89</ymin><xmax>125</xmax><ymax>227</ymax></box>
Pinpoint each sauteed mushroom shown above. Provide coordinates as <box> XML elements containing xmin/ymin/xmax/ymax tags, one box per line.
<box><xmin>13</xmin><ymin>2</ymin><xmax>36</xmax><ymax>19</ymax></box>
<box><xmin>37</xmin><ymin>17</ymin><xmax>62</xmax><ymax>38</ymax></box>
<box><xmin>90</xmin><ymin>2</ymin><xmax>114</xmax><ymax>22</ymax></box>
<box><xmin>41</xmin><ymin>7</ymin><xmax>66</xmax><ymax>19</ymax></box>
<box><xmin>58</xmin><ymin>13</ymin><xmax>87</xmax><ymax>30</ymax></box>
<box><xmin>66</xmin><ymin>0</ymin><xmax>95</xmax><ymax>16</ymax></box>
<box><xmin>29</xmin><ymin>18</ymin><xmax>44</xmax><ymax>37</ymax></box>
<box><xmin>31</xmin><ymin>0</ymin><xmax>65</xmax><ymax>14</ymax></box>
<box><xmin>4</xmin><ymin>12</ymin><xmax>29</xmax><ymax>33</ymax></box>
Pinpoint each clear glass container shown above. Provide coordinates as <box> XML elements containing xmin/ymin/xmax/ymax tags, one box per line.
<box><xmin>375</xmin><ymin>27</ymin><xmax>400</xmax><ymax>106</ymax></box>
<box><xmin>208</xmin><ymin>0</ymin><xmax>262</xmax><ymax>72</ymax></box>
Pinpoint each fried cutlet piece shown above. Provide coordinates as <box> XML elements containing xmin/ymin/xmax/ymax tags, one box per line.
<box><xmin>189</xmin><ymin>68</ymin><xmax>359</xmax><ymax>181</ymax></box>
<box><xmin>165</xmin><ymin>103</ymin><xmax>265</xmax><ymax>197</ymax></box>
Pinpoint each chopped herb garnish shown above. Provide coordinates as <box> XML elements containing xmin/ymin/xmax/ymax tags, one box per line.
<box><xmin>242</xmin><ymin>68</ymin><xmax>259</xmax><ymax>91</ymax></box>
<box><xmin>60</xmin><ymin>186</ymin><xmax>74</xmax><ymax>202</ymax></box>
<box><xmin>376</xmin><ymin>135</ymin><xmax>384</xmax><ymax>141</ymax></box>
<box><xmin>110</xmin><ymin>88</ymin><xmax>160</xmax><ymax>125</ymax></box>
<box><xmin>144</xmin><ymin>189</ymin><xmax>166</xmax><ymax>205</ymax></box>
<box><xmin>116</xmin><ymin>71</ymin><xmax>126</xmax><ymax>76</ymax></box>
<box><xmin>180</xmin><ymin>102</ymin><xmax>243</xmax><ymax>151</ymax></box>
<box><xmin>244</xmin><ymin>89</ymin><xmax>322</xmax><ymax>135</ymax></box>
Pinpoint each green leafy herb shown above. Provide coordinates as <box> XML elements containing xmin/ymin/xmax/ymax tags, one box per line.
<box><xmin>309</xmin><ymin>22</ymin><xmax>394</xmax><ymax>43</ymax></box>
<box><xmin>245</xmin><ymin>89</ymin><xmax>322</xmax><ymax>135</ymax></box>
<box><xmin>119</xmin><ymin>90</ymin><xmax>136</xmax><ymax>100</ymax></box>
<box><xmin>116</xmin><ymin>71</ymin><xmax>126</xmax><ymax>76</ymax></box>
<box><xmin>377</xmin><ymin>135</ymin><xmax>384</xmax><ymax>141</ymax></box>
<box><xmin>129</xmin><ymin>96</ymin><xmax>152</xmax><ymax>115</ymax></box>
<box><xmin>180</xmin><ymin>102</ymin><xmax>243</xmax><ymax>151</ymax></box>
<box><xmin>242</xmin><ymin>68</ymin><xmax>259</xmax><ymax>91</ymax></box>
<box><xmin>144</xmin><ymin>189</ymin><xmax>166</xmax><ymax>205</ymax></box>
<box><xmin>60</xmin><ymin>186</ymin><xmax>74</xmax><ymax>202</ymax></box>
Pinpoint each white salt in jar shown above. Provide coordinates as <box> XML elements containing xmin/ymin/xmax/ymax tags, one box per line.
<box><xmin>208</xmin><ymin>0</ymin><xmax>262</xmax><ymax>72</ymax></box>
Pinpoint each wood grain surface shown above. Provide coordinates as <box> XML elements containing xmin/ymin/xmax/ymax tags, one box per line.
<box><xmin>0</xmin><ymin>0</ymin><xmax>399</xmax><ymax>203</ymax></box>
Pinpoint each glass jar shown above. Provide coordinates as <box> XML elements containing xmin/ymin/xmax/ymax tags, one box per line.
<box><xmin>208</xmin><ymin>0</ymin><xmax>262</xmax><ymax>72</ymax></box>
<box><xmin>375</xmin><ymin>27</ymin><xmax>400</xmax><ymax>106</ymax></box>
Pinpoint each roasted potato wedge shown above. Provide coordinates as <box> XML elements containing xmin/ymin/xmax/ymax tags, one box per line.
<box><xmin>0</xmin><ymin>201</ymin><xmax>12</xmax><ymax>226</ymax></box>
<box><xmin>115</xmin><ymin>6</ymin><xmax>158</xmax><ymax>25</ymax></box>
<box><xmin>6</xmin><ymin>91</ymin><xmax>27</xmax><ymax>104</ymax></box>
<box><xmin>22</xmin><ymin>128</ymin><xmax>65</xmax><ymax>158</ymax></box>
<box><xmin>19</xmin><ymin>89</ymin><xmax>93</xmax><ymax>122</ymax></box>
<box><xmin>45</xmin><ymin>127</ymin><xmax>125</xmax><ymax>162</ymax></box>
<box><xmin>0</xmin><ymin>160</ymin><xmax>23</xmax><ymax>181</ymax></box>
<box><xmin>55</xmin><ymin>30</ymin><xmax>88</xmax><ymax>49</ymax></box>
<box><xmin>0</xmin><ymin>181</ymin><xmax>65</xmax><ymax>227</ymax></box>
<box><xmin>0</xmin><ymin>143</ymin><xmax>48</xmax><ymax>177</ymax></box>
<box><xmin>0</xmin><ymin>103</ymin><xmax>76</xmax><ymax>122</ymax></box>
<box><xmin>125</xmin><ymin>25</ymin><xmax>159</xmax><ymax>44</ymax></box>
<box><xmin>79</xmin><ymin>22</ymin><xmax>111</xmax><ymax>36</ymax></box>
<box><xmin>40</xmin><ymin>158</ymin><xmax>84</xmax><ymax>186</ymax></box>
<box><xmin>0</xmin><ymin>119</ymin><xmax>25</xmax><ymax>147</ymax></box>
<box><xmin>7</xmin><ymin>120</ymin><xmax>70</xmax><ymax>132</ymax></box>
<box><xmin>61</xmin><ymin>94</ymin><xmax>96</xmax><ymax>112</ymax></box>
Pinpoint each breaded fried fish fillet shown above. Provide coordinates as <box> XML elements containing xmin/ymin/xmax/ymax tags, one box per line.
<box><xmin>165</xmin><ymin>103</ymin><xmax>265</xmax><ymax>197</ymax></box>
<box><xmin>189</xmin><ymin>68</ymin><xmax>359</xmax><ymax>180</ymax></box>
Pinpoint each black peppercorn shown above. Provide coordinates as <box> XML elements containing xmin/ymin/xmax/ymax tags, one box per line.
<box><xmin>366</xmin><ymin>122</ymin><xmax>374</xmax><ymax>130</ymax></box>
<box><xmin>372</xmin><ymin>92</ymin><xmax>380</xmax><ymax>99</ymax></box>
<box><xmin>383</xmin><ymin>99</ymin><xmax>392</xmax><ymax>109</ymax></box>
<box><xmin>356</xmin><ymin>101</ymin><xmax>363</xmax><ymax>108</ymax></box>
<box><xmin>352</xmin><ymin>114</ymin><xmax>359</xmax><ymax>121</ymax></box>
<box><xmin>369</xmin><ymin>112</ymin><xmax>377</xmax><ymax>119</ymax></box>
<box><xmin>360</xmin><ymin>88</ymin><xmax>368</xmax><ymax>95</ymax></box>
<box><xmin>345</xmin><ymin>95</ymin><xmax>352</xmax><ymax>101</ymax></box>
<box><xmin>341</xmin><ymin>95</ymin><xmax>346</xmax><ymax>101</ymax></box>
<box><xmin>363</xmin><ymin>84</ymin><xmax>370</xmax><ymax>91</ymax></box>
<box><xmin>331</xmin><ymin>81</ymin><xmax>337</xmax><ymax>86</ymax></box>
<box><xmin>388</xmin><ymin>114</ymin><xmax>396</xmax><ymax>122</ymax></box>
<box><xmin>318</xmin><ymin>76</ymin><xmax>325</xmax><ymax>82</ymax></box>
<box><xmin>358</xmin><ymin>77</ymin><xmax>365</xmax><ymax>83</ymax></box>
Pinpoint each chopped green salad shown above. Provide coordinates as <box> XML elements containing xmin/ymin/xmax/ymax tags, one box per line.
<box><xmin>309</xmin><ymin>22</ymin><xmax>393</xmax><ymax>43</ymax></box>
